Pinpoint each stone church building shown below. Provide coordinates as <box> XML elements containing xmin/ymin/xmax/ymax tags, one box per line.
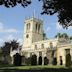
<box><xmin>10</xmin><ymin>16</ymin><xmax>72</xmax><ymax>66</ymax></box>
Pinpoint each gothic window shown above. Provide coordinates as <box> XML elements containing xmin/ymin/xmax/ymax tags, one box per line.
<box><xmin>50</xmin><ymin>42</ymin><xmax>53</xmax><ymax>48</ymax></box>
<box><xmin>35</xmin><ymin>23</ymin><xmax>37</xmax><ymax>32</ymax></box>
<box><xmin>51</xmin><ymin>50</ymin><xmax>54</xmax><ymax>57</ymax></box>
<box><xmin>60</xmin><ymin>56</ymin><xmax>63</xmax><ymax>65</ymax></box>
<box><xmin>38</xmin><ymin>24</ymin><xmax>40</xmax><ymax>32</ymax></box>
<box><xmin>41</xmin><ymin>44</ymin><xmax>44</xmax><ymax>48</ymax></box>
<box><xmin>39</xmin><ymin>52</ymin><xmax>42</xmax><ymax>56</ymax></box>
<box><xmin>26</xmin><ymin>23</ymin><xmax>30</xmax><ymax>30</ymax></box>
<box><xmin>35</xmin><ymin>45</ymin><xmax>37</xmax><ymax>49</ymax></box>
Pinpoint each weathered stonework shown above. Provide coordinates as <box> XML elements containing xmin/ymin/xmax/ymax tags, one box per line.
<box><xmin>10</xmin><ymin>17</ymin><xmax>72</xmax><ymax>66</ymax></box>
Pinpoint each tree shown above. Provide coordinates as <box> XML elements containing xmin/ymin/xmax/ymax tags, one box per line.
<box><xmin>55</xmin><ymin>33</ymin><xmax>61</xmax><ymax>38</ymax></box>
<box><xmin>10</xmin><ymin>40</ymin><xmax>19</xmax><ymax>50</ymax></box>
<box><xmin>1</xmin><ymin>40</ymin><xmax>20</xmax><ymax>64</ymax></box>
<box><xmin>55</xmin><ymin>33</ymin><xmax>69</xmax><ymax>39</ymax></box>
<box><xmin>0</xmin><ymin>0</ymin><xmax>72</xmax><ymax>28</ymax></box>
<box><xmin>40</xmin><ymin>0</ymin><xmax>72</xmax><ymax>29</ymax></box>
<box><xmin>0</xmin><ymin>0</ymin><xmax>31</xmax><ymax>8</ymax></box>
<box><xmin>70</xmin><ymin>36</ymin><xmax>72</xmax><ymax>40</ymax></box>
<box><xmin>61</xmin><ymin>33</ymin><xmax>69</xmax><ymax>39</ymax></box>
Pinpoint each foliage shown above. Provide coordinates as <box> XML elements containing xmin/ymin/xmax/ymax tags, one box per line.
<box><xmin>1</xmin><ymin>40</ymin><xmax>20</xmax><ymax>64</ymax></box>
<box><xmin>55</xmin><ymin>33</ymin><xmax>69</xmax><ymax>39</ymax></box>
<box><xmin>70</xmin><ymin>36</ymin><xmax>72</xmax><ymax>40</ymax></box>
<box><xmin>39</xmin><ymin>0</ymin><xmax>72</xmax><ymax>29</ymax></box>
<box><xmin>1</xmin><ymin>40</ymin><xmax>19</xmax><ymax>55</ymax></box>
<box><xmin>0</xmin><ymin>0</ymin><xmax>31</xmax><ymax>8</ymax></box>
<box><xmin>0</xmin><ymin>0</ymin><xmax>72</xmax><ymax>28</ymax></box>
<box><xmin>55</xmin><ymin>33</ymin><xmax>72</xmax><ymax>41</ymax></box>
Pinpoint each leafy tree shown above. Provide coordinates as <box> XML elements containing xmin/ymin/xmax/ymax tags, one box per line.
<box><xmin>1</xmin><ymin>40</ymin><xmax>20</xmax><ymax>64</ymax></box>
<box><xmin>40</xmin><ymin>0</ymin><xmax>72</xmax><ymax>29</ymax></box>
<box><xmin>0</xmin><ymin>0</ymin><xmax>31</xmax><ymax>8</ymax></box>
<box><xmin>10</xmin><ymin>40</ymin><xmax>19</xmax><ymax>50</ymax></box>
<box><xmin>55</xmin><ymin>33</ymin><xmax>62</xmax><ymax>38</ymax></box>
<box><xmin>0</xmin><ymin>0</ymin><xmax>72</xmax><ymax>28</ymax></box>
<box><xmin>70</xmin><ymin>36</ymin><xmax>72</xmax><ymax>40</ymax></box>
<box><xmin>61</xmin><ymin>33</ymin><xmax>69</xmax><ymax>39</ymax></box>
<box><xmin>55</xmin><ymin>33</ymin><xmax>69</xmax><ymax>39</ymax></box>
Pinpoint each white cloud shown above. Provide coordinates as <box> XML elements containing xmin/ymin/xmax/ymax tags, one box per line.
<box><xmin>68</xmin><ymin>26</ymin><xmax>72</xmax><ymax>30</ymax></box>
<box><xmin>0</xmin><ymin>39</ymin><xmax>4</xmax><ymax>46</ymax></box>
<box><xmin>0</xmin><ymin>22</ymin><xmax>19</xmax><ymax>33</ymax></box>
<box><xmin>46</xmin><ymin>27</ymin><xmax>51</xmax><ymax>31</ymax></box>
<box><xmin>56</xmin><ymin>22</ymin><xmax>62</xmax><ymax>30</ymax></box>
<box><xmin>17</xmin><ymin>38</ymin><xmax>23</xmax><ymax>45</ymax></box>
<box><xmin>6</xmin><ymin>35</ymin><xmax>15</xmax><ymax>41</ymax></box>
<box><xmin>56</xmin><ymin>22</ymin><xmax>72</xmax><ymax>30</ymax></box>
<box><xmin>0</xmin><ymin>22</ymin><xmax>3</xmax><ymax>30</ymax></box>
<box><xmin>0</xmin><ymin>35</ymin><xmax>23</xmax><ymax>47</ymax></box>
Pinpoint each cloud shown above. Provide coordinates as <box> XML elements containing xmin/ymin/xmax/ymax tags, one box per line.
<box><xmin>0</xmin><ymin>22</ymin><xmax>19</xmax><ymax>33</ymax></box>
<box><xmin>17</xmin><ymin>38</ymin><xmax>23</xmax><ymax>45</ymax></box>
<box><xmin>68</xmin><ymin>26</ymin><xmax>72</xmax><ymax>30</ymax></box>
<box><xmin>56</xmin><ymin>22</ymin><xmax>62</xmax><ymax>30</ymax></box>
<box><xmin>6</xmin><ymin>35</ymin><xmax>15</xmax><ymax>41</ymax></box>
<box><xmin>0</xmin><ymin>35</ymin><xmax>23</xmax><ymax>47</ymax></box>
<box><xmin>46</xmin><ymin>27</ymin><xmax>51</xmax><ymax>31</ymax></box>
<box><xmin>0</xmin><ymin>39</ymin><xmax>4</xmax><ymax>46</ymax></box>
<box><xmin>0</xmin><ymin>22</ymin><xmax>3</xmax><ymax>30</ymax></box>
<box><xmin>56</xmin><ymin>22</ymin><xmax>72</xmax><ymax>30</ymax></box>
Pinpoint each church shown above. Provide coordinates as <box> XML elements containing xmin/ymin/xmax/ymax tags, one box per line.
<box><xmin>10</xmin><ymin>16</ymin><xmax>72</xmax><ymax>66</ymax></box>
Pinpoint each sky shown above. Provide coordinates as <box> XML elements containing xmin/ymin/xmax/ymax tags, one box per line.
<box><xmin>0</xmin><ymin>0</ymin><xmax>72</xmax><ymax>46</ymax></box>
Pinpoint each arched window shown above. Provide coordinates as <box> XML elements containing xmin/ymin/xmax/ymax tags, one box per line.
<box><xmin>50</xmin><ymin>42</ymin><xmax>53</xmax><ymax>48</ymax></box>
<box><xmin>38</xmin><ymin>24</ymin><xmax>40</xmax><ymax>32</ymax></box>
<box><xmin>35</xmin><ymin>45</ymin><xmax>37</xmax><ymax>49</ymax></box>
<box><xmin>35</xmin><ymin>24</ymin><xmax>37</xmax><ymax>32</ymax></box>
<box><xmin>41</xmin><ymin>44</ymin><xmax>44</xmax><ymax>48</ymax></box>
<box><xmin>26</xmin><ymin>23</ymin><xmax>30</xmax><ymax>30</ymax></box>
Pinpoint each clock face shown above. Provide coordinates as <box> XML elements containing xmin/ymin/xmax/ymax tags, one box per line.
<box><xmin>26</xmin><ymin>34</ymin><xmax>29</xmax><ymax>38</ymax></box>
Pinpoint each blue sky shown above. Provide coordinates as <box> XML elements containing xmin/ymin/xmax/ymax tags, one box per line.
<box><xmin>0</xmin><ymin>0</ymin><xmax>72</xmax><ymax>46</ymax></box>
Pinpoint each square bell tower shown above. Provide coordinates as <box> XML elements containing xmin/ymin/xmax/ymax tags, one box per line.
<box><xmin>22</xmin><ymin>17</ymin><xmax>44</xmax><ymax>50</ymax></box>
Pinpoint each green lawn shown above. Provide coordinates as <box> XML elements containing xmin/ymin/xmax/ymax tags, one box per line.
<box><xmin>0</xmin><ymin>65</ymin><xmax>67</xmax><ymax>70</ymax></box>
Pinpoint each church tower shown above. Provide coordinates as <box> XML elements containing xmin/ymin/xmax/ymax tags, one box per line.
<box><xmin>22</xmin><ymin>17</ymin><xmax>44</xmax><ymax>50</ymax></box>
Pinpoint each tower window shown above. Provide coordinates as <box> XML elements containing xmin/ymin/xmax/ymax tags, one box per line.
<box><xmin>41</xmin><ymin>44</ymin><xmax>44</xmax><ymax>48</ymax></box>
<box><xmin>35</xmin><ymin>24</ymin><xmax>37</xmax><ymax>32</ymax></box>
<box><xmin>38</xmin><ymin>24</ymin><xmax>40</xmax><ymax>32</ymax></box>
<box><xmin>35</xmin><ymin>45</ymin><xmax>37</xmax><ymax>49</ymax></box>
<box><xmin>26</xmin><ymin>23</ymin><xmax>30</xmax><ymax>30</ymax></box>
<box><xmin>50</xmin><ymin>42</ymin><xmax>53</xmax><ymax>48</ymax></box>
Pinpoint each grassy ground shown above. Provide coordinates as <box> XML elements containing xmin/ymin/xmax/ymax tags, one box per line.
<box><xmin>0</xmin><ymin>65</ymin><xmax>72</xmax><ymax>72</ymax></box>
<box><xmin>0</xmin><ymin>65</ymin><xmax>67</xmax><ymax>70</ymax></box>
